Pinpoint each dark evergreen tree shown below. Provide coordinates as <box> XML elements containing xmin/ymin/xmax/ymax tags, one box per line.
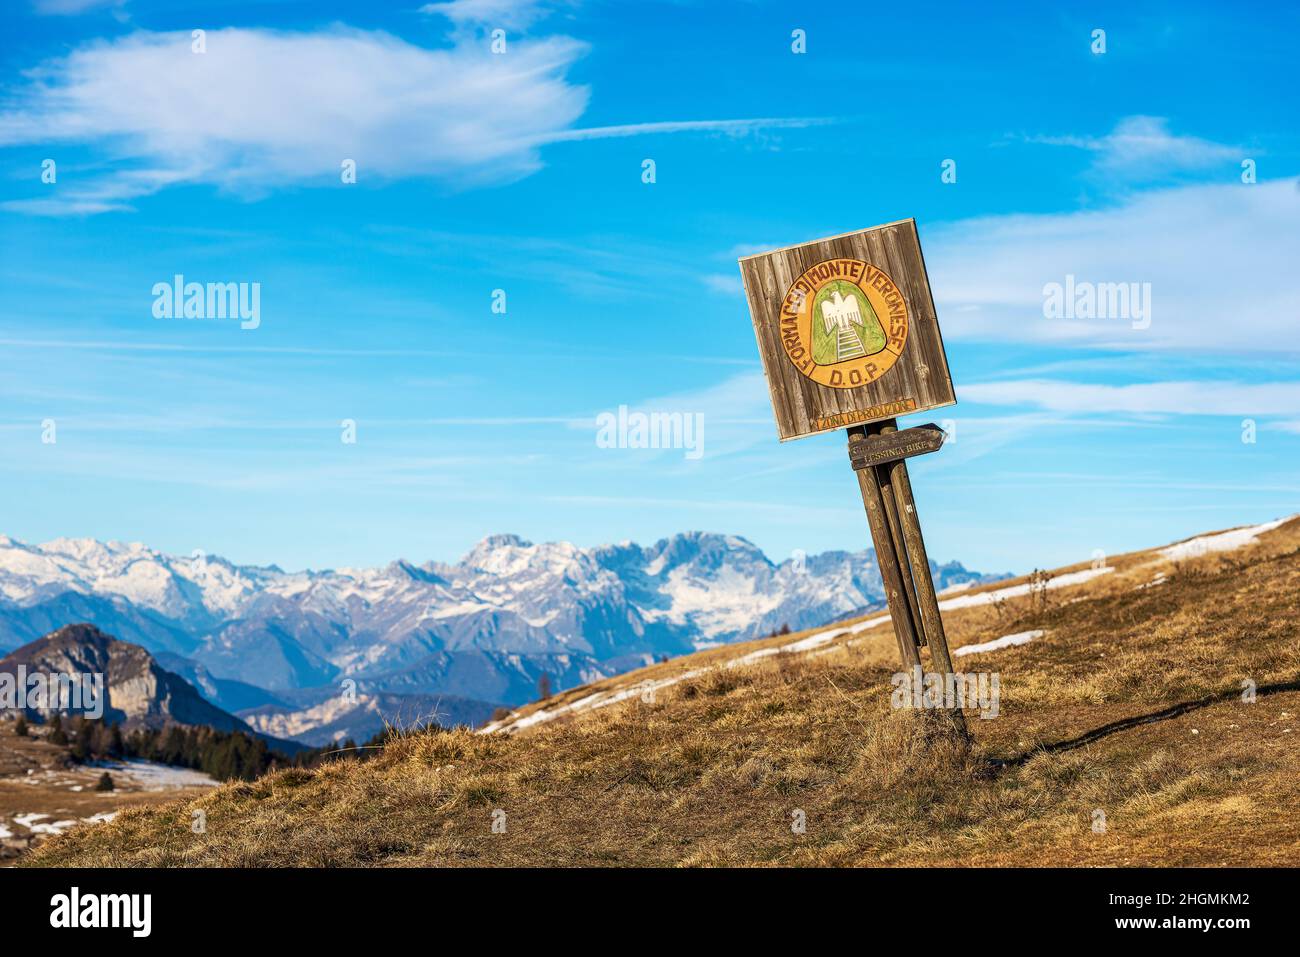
<box><xmin>43</xmin><ymin>712</ymin><xmax>363</xmax><ymax>783</ymax></box>
<box><xmin>71</xmin><ymin>716</ymin><xmax>94</xmax><ymax>761</ymax></box>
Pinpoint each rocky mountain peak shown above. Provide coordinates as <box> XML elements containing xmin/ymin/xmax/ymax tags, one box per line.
<box><xmin>0</xmin><ymin>623</ymin><xmax>255</xmax><ymax>734</ymax></box>
<box><xmin>645</xmin><ymin>531</ymin><xmax>771</xmax><ymax>577</ymax></box>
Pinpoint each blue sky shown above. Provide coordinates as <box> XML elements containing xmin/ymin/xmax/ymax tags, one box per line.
<box><xmin>0</xmin><ymin>0</ymin><xmax>1296</xmax><ymax>575</ymax></box>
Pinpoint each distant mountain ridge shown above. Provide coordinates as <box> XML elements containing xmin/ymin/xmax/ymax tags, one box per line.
<box><xmin>0</xmin><ymin>532</ymin><xmax>1006</xmax><ymax>740</ymax></box>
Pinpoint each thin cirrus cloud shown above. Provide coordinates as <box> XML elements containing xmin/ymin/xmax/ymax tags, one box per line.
<box><xmin>419</xmin><ymin>0</ymin><xmax>559</xmax><ymax>30</ymax></box>
<box><xmin>31</xmin><ymin>0</ymin><xmax>126</xmax><ymax>14</ymax></box>
<box><xmin>960</xmin><ymin>380</ymin><xmax>1300</xmax><ymax>418</ymax></box>
<box><xmin>926</xmin><ymin>176</ymin><xmax>1300</xmax><ymax>355</ymax></box>
<box><xmin>539</xmin><ymin>117</ymin><xmax>831</xmax><ymax>144</ymax></box>
<box><xmin>1024</xmin><ymin>115</ymin><xmax>1243</xmax><ymax>182</ymax></box>
<box><xmin>0</xmin><ymin>25</ymin><xmax>821</xmax><ymax>215</ymax></box>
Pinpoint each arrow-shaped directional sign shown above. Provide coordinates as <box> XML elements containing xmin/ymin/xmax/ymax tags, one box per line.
<box><xmin>847</xmin><ymin>423</ymin><xmax>946</xmax><ymax>471</ymax></box>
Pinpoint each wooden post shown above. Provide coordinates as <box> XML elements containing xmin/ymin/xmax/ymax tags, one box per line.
<box><xmin>875</xmin><ymin>464</ymin><xmax>927</xmax><ymax>646</ymax></box>
<box><xmin>849</xmin><ymin>425</ymin><xmax>923</xmax><ymax>671</ymax></box>
<box><xmin>879</xmin><ymin>422</ymin><xmax>968</xmax><ymax>739</ymax></box>
<box><xmin>851</xmin><ymin>420</ymin><xmax>969</xmax><ymax>741</ymax></box>
<box><xmin>872</xmin><ymin>423</ymin><xmax>926</xmax><ymax>647</ymax></box>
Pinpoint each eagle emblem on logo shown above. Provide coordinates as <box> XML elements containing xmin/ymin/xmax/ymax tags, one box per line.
<box><xmin>777</xmin><ymin>258</ymin><xmax>909</xmax><ymax>389</ymax></box>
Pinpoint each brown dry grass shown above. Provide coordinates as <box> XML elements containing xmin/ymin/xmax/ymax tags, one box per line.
<box><xmin>27</xmin><ymin>518</ymin><xmax>1300</xmax><ymax>867</ymax></box>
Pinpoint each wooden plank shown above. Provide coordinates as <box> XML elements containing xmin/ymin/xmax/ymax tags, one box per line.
<box><xmin>875</xmin><ymin>459</ymin><xmax>927</xmax><ymax>648</ymax></box>
<box><xmin>739</xmin><ymin>219</ymin><xmax>955</xmax><ymax>442</ymax></box>
<box><xmin>848</xmin><ymin>426</ymin><xmax>922</xmax><ymax>670</ymax></box>
<box><xmin>887</xmin><ymin>455</ymin><xmax>968</xmax><ymax>739</ymax></box>
<box><xmin>848</xmin><ymin>422</ymin><xmax>945</xmax><ymax>470</ymax></box>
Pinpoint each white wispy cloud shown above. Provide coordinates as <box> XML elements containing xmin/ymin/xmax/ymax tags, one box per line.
<box><xmin>539</xmin><ymin>117</ymin><xmax>832</xmax><ymax>144</ymax></box>
<box><xmin>927</xmin><ymin>177</ymin><xmax>1300</xmax><ymax>354</ymax></box>
<box><xmin>567</xmin><ymin>370</ymin><xmax>774</xmax><ymax>466</ymax></box>
<box><xmin>0</xmin><ymin>24</ymin><xmax>824</xmax><ymax>215</ymax></box>
<box><xmin>1026</xmin><ymin>115</ymin><xmax>1243</xmax><ymax>182</ymax></box>
<box><xmin>419</xmin><ymin>0</ymin><xmax>555</xmax><ymax>30</ymax></box>
<box><xmin>32</xmin><ymin>0</ymin><xmax>125</xmax><ymax>14</ymax></box>
<box><xmin>0</xmin><ymin>27</ymin><xmax>589</xmax><ymax>213</ymax></box>
<box><xmin>701</xmin><ymin>273</ymin><xmax>742</xmax><ymax>296</ymax></box>
<box><xmin>960</xmin><ymin>380</ymin><xmax>1300</xmax><ymax>416</ymax></box>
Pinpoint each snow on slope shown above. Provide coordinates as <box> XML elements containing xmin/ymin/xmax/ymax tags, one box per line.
<box><xmin>483</xmin><ymin>572</ymin><xmax>1068</xmax><ymax>733</ymax></box>
<box><xmin>483</xmin><ymin>515</ymin><xmax>1296</xmax><ymax>733</ymax></box>
<box><xmin>107</xmin><ymin>760</ymin><xmax>219</xmax><ymax>791</ymax></box>
<box><xmin>955</xmin><ymin>630</ymin><xmax>1045</xmax><ymax>657</ymax></box>
<box><xmin>1159</xmin><ymin>517</ymin><xmax>1293</xmax><ymax>562</ymax></box>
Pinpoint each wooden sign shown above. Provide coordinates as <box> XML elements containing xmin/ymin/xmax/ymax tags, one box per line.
<box><xmin>738</xmin><ymin>219</ymin><xmax>955</xmax><ymax>441</ymax></box>
<box><xmin>847</xmin><ymin>423</ymin><xmax>946</xmax><ymax>470</ymax></box>
<box><xmin>737</xmin><ymin>217</ymin><xmax>969</xmax><ymax>741</ymax></box>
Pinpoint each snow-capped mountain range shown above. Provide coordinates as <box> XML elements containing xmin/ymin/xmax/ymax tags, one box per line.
<box><xmin>0</xmin><ymin>532</ymin><xmax>1004</xmax><ymax>741</ymax></box>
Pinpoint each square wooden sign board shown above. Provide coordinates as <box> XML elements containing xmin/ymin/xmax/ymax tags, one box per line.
<box><xmin>738</xmin><ymin>218</ymin><xmax>955</xmax><ymax>442</ymax></box>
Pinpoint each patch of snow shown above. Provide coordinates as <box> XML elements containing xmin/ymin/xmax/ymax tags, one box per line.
<box><xmin>33</xmin><ymin>819</ymin><xmax>79</xmax><ymax>835</ymax></box>
<box><xmin>425</xmin><ymin>600</ymin><xmax>496</xmax><ymax>619</ymax></box>
<box><xmin>101</xmin><ymin>760</ymin><xmax>219</xmax><ymax>791</ymax></box>
<box><xmin>658</xmin><ymin>565</ymin><xmax>782</xmax><ymax>636</ymax></box>
<box><xmin>483</xmin><ymin>669</ymin><xmax>711</xmax><ymax>734</ymax></box>
<box><xmin>938</xmin><ymin>580</ymin><xmax>977</xmax><ymax>595</ymax></box>
<box><xmin>12</xmin><ymin>812</ymin><xmax>78</xmax><ymax>835</ymax></box>
<box><xmin>485</xmin><ymin>609</ymin><xmax>885</xmax><ymax>733</ymax></box>
<box><xmin>955</xmin><ymin>629</ymin><xmax>1045</xmax><ymax>657</ymax></box>
<box><xmin>1159</xmin><ymin>517</ymin><xmax>1292</xmax><ymax>562</ymax></box>
<box><xmin>727</xmin><ymin>647</ymin><xmax>781</xmax><ymax>668</ymax></box>
<box><xmin>846</xmin><ymin>613</ymin><xmax>891</xmax><ymax>634</ymax></box>
<box><xmin>782</xmin><ymin>630</ymin><xmax>843</xmax><ymax>654</ymax></box>
<box><xmin>937</xmin><ymin>567</ymin><xmax>1113</xmax><ymax>611</ymax></box>
<box><xmin>5</xmin><ymin>809</ymin><xmax>120</xmax><ymax>839</ymax></box>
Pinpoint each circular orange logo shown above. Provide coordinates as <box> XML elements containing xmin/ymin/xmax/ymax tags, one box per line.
<box><xmin>777</xmin><ymin>258</ymin><xmax>909</xmax><ymax>389</ymax></box>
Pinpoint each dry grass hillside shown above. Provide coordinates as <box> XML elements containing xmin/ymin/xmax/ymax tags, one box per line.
<box><xmin>28</xmin><ymin>516</ymin><xmax>1300</xmax><ymax>867</ymax></box>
